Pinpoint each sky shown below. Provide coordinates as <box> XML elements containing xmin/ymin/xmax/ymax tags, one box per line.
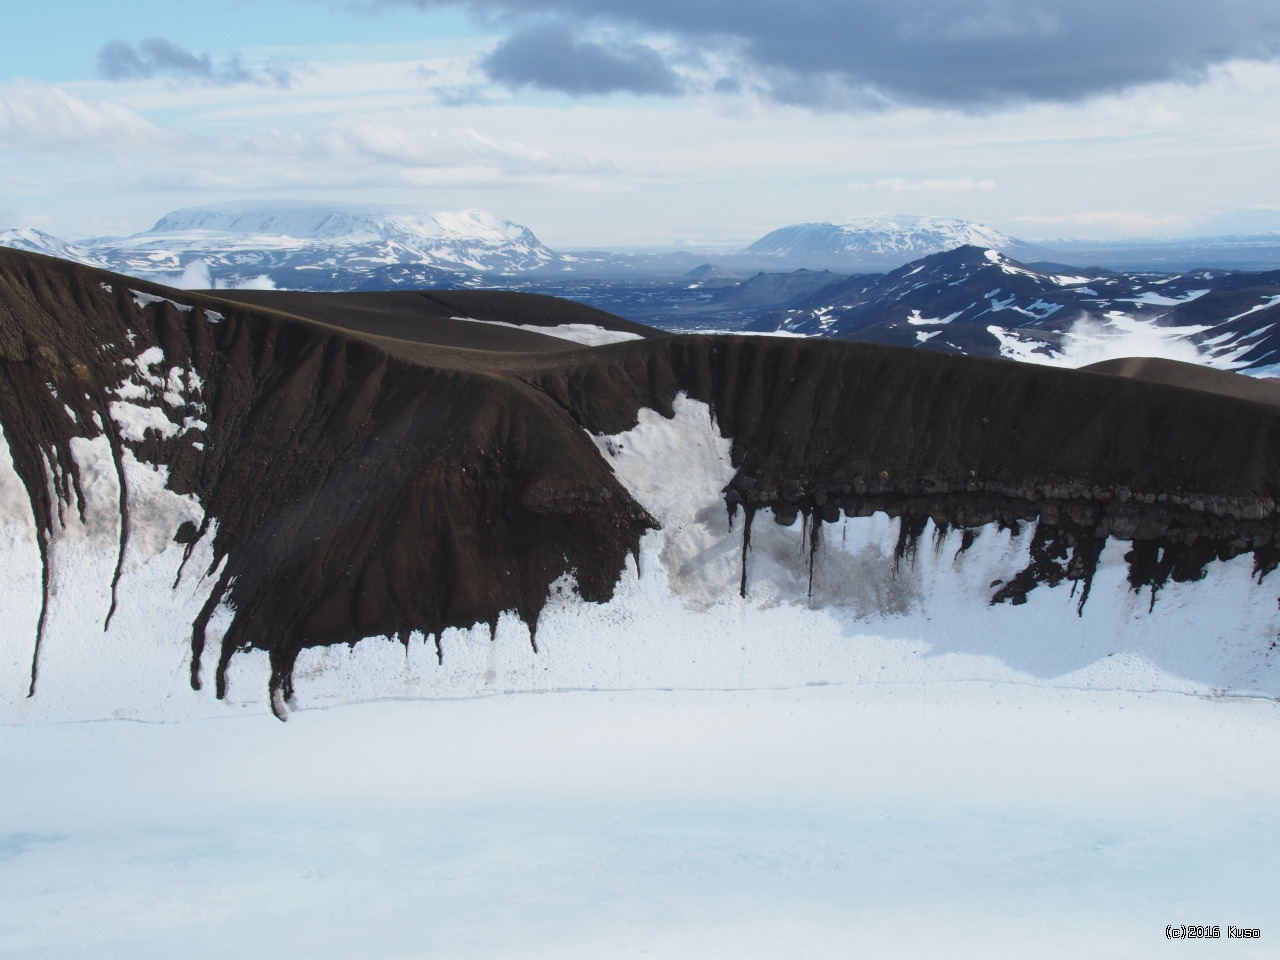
<box><xmin>2</xmin><ymin>0</ymin><xmax>1280</xmax><ymax>247</ymax></box>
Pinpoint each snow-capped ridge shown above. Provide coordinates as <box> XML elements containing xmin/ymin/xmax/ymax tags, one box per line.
<box><xmin>0</xmin><ymin>228</ymin><xmax>105</xmax><ymax>268</ymax></box>
<box><xmin>146</xmin><ymin>203</ymin><xmax>537</xmax><ymax>245</ymax></box>
<box><xmin>65</xmin><ymin>202</ymin><xmax>559</xmax><ymax>288</ymax></box>
<box><xmin>757</xmin><ymin>244</ymin><xmax>1280</xmax><ymax>378</ymax></box>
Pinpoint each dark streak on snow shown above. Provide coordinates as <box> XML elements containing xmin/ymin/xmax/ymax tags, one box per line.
<box><xmin>101</xmin><ymin>415</ymin><xmax>130</xmax><ymax>632</ymax></box>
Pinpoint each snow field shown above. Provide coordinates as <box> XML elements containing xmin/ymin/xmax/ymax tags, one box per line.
<box><xmin>2</xmin><ymin>398</ymin><xmax>1279</xmax><ymax>958</ymax></box>
<box><xmin>0</xmin><ymin>426</ymin><xmax>239</xmax><ymax>723</ymax></box>
<box><xmin>450</xmin><ymin>314</ymin><xmax>644</xmax><ymax>346</ymax></box>
<box><xmin>0</xmin><ymin>686</ymin><xmax>1276</xmax><ymax>959</ymax></box>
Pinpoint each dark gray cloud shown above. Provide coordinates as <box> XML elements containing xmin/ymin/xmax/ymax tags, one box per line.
<box><xmin>98</xmin><ymin>38</ymin><xmax>294</xmax><ymax>87</ymax></box>
<box><xmin>372</xmin><ymin>0</ymin><xmax>1280</xmax><ymax>108</ymax></box>
<box><xmin>482</xmin><ymin>22</ymin><xmax>681</xmax><ymax>95</ymax></box>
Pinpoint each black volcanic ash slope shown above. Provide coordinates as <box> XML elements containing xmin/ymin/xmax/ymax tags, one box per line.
<box><xmin>0</xmin><ymin>250</ymin><xmax>655</xmax><ymax>708</ymax></box>
<box><xmin>210</xmin><ymin>287</ymin><xmax>657</xmax><ymax>346</ymax></box>
<box><xmin>2</xmin><ymin>247</ymin><xmax>1279</xmax><ymax>713</ymax></box>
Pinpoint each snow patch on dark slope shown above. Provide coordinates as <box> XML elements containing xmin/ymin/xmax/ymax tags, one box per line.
<box><xmin>1</xmin><ymin>247</ymin><xmax>1278</xmax><ymax>721</ymax></box>
<box><xmin>208</xmin><ymin>288</ymin><xmax>656</xmax><ymax>351</ymax></box>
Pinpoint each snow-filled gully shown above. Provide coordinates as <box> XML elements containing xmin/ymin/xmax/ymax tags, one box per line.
<box><xmin>0</xmin><ymin>326</ymin><xmax>224</xmax><ymax>719</ymax></box>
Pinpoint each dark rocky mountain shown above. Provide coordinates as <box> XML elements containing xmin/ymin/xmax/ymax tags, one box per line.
<box><xmin>683</xmin><ymin>263</ymin><xmax>742</xmax><ymax>283</ymax></box>
<box><xmin>658</xmin><ymin>268</ymin><xmax>852</xmax><ymax>329</ymax></box>
<box><xmin>3</xmin><ymin>246</ymin><xmax>1279</xmax><ymax>717</ymax></box>
<box><xmin>749</xmin><ymin>245</ymin><xmax>1280</xmax><ymax>375</ymax></box>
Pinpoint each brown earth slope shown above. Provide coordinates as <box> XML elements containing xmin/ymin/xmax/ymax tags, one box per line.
<box><xmin>2</xmin><ymin>247</ymin><xmax>1278</xmax><ymax>714</ymax></box>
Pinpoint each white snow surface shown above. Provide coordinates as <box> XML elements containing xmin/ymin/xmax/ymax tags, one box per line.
<box><xmin>2</xmin><ymin>396</ymin><xmax>1279</xmax><ymax>957</ymax></box>
<box><xmin>2</xmin><ymin>685</ymin><xmax>1276</xmax><ymax>959</ymax></box>
<box><xmin>107</xmin><ymin>343</ymin><xmax>207</xmax><ymax>444</ymax></box>
<box><xmin>907</xmin><ymin>308</ymin><xmax>962</xmax><ymax>325</ymax></box>
<box><xmin>988</xmin><ymin>310</ymin><xmax>1215</xmax><ymax>368</ymax></box>
<box><xmin>130</xmin><ymin>290</ymin><xmax>193</xmax><ymax>313</ymax></box>
<box><xmin>1119</xmin><ymin>289</ymin><xmax>1211</xmax><ymax>306</ymax></box>
<box><xmin>450</xmin><ymin>315</ymin><xmax>644</xmax><ymax>346</ymax></box>
<box><xmin>0</xmin><ymin>336</ymin><xmax>224</xmax><ymax>723</ymax></box>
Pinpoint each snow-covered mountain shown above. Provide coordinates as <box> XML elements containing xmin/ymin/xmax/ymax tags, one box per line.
<box><xmin>0</xmin><ymin>228</ymin><xmax>105</xmax><ymax>268</ymax></box>
<box><xmin>60</xmin><ymin>203</ymin><xmax>560</xmax><ymax>290</ymax></box>
<box><xmin>751</xmin><ymin>245</ymin><xmax>1280</xmax><ymax>376</ymax></box>
<box><xmin>742</xmin><ymin>215</ymin><xmax>1046</xmax><ymax>269</ymax></box>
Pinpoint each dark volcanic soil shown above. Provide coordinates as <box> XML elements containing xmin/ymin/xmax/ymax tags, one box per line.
<box><xmin>3</xmin><ymin>247</ymin><xmax>1279</xmax><ymax>714</ymax></box>
<box><xmin>210</xmin><ymin>288</ymin><xmax>655</xmax><ymax>350</ymax></box>
<box><xmin>1082</xmin><ymin>356</ymin><xmax>1280</xmax><ymax>409</ymax></box>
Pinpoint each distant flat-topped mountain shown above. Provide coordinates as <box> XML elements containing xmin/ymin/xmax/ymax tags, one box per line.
<box><xmin>742</xmin><ymin>215</ymin><xmax>1047</xmax><ymax>270</ymax></box>
<box><xmin>144</xmin><ymin>202</ymin><xmax>543</xmax><ymax>249</ymax></box>
<box><xmin>10</xmin><ymin>203</ymin><xmax>560</xmax><ymax>290</ymax></box>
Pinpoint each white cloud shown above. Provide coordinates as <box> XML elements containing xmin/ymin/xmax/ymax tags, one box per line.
<box><xmin>850</xmin><ymin>177</ymin><xmax>996</xmax><ymax>192</ymax></box>
<box><xmin>214</xmin><ymin>116</ymin><xmax>615</xmax><ymax>193</ymax></box>
<box><xmin>371</xmin><ymin>0</ymin><xmax>1280</xmax><ymax>110</ymax></box>
<box><xmin>5</xmin><ymin>43</ymin><xmax>1280</xmax><ymax>246</ymax></box>
<box><xmin>993</xmin><ymin>313</ymin><xmax>1206</xmax><ymax>368</ymax></box>
<box><xmin>0</xmin><ymin>80</ymin><xmax>169</xmax><ymax>151</ymax></box>
<box><xmin>173</xmin><ymin>261</ymin><xmax>276</xmax><ymax>290</ymax></box>
<box><xmin>225</xmin><ymin>274</ymin><xmax>276</xmax><ymax>290</ymax></box>
<box><xmin>1057</xmin><ymin>317</ymin><xmax>1204</xmax><ymax>366</ymax></box>
<box><xmin>1010</xmin><ymin>210</ymin><xmax>1190</xmax><ymax>235</ymax></box>
<box><xmin>176</xmin><ymin>260</ymin><xmax>212</xmax><ymax>288</ymax></box>
<box><xmin>309</xmin><ymin>119</ymin><xmax>597</xmax><ymax>174</ymax></box>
